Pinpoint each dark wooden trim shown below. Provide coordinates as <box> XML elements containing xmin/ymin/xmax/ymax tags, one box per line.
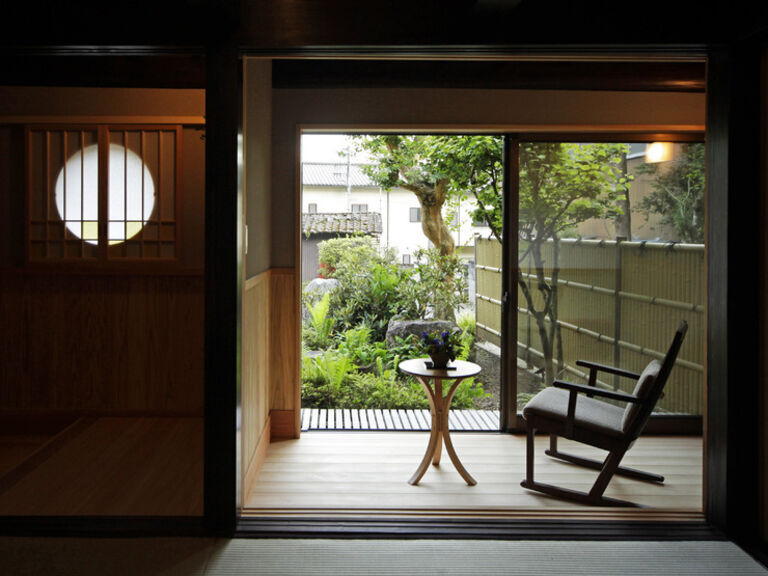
<box><xmin>500</xmin><ymin>136</ymin><xmax>518</xmax><ymax>431</ymax></box>
<box><xmin>242</xmin><ymin>46</ymin><xmax>710</xmax><ymax>60</ymax></box>
<box><xmin>519</xmin><ymin>132</ymin><xmax>705</xmax><ymax>142</ymax></box>
<box><xmin>705</xmin><ymin>43</ymin><xmax>763</xmax><ymax>542</ymax></box>
<box><xmin>237</xmin><ymin>517</ymin><xmax>723</xmax><ymax>540</ymax></box>
<box><xmin>272</xmin><ymin>59</ymin><xmax>706</xmax><ymax>92</ymax></box>
<box><xmin>203</xmin><ymin>32</ymin><xmax>241</xmax><ymax>535</ymax></box>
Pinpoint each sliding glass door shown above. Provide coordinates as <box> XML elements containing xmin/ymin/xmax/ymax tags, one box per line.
<box><xmin>502</xmin><ymin>136</ymin><xmax>705</xmax><ymax>432</ymax></box>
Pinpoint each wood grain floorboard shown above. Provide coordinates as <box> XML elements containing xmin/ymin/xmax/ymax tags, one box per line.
<box><xmin>0</xmin><ymin>417</ymin><xmax>204</xmax><ymax>516</ymax></box>
<box><xmin>243</xmin><ymin>432</ymin><xmax>703</xmax><ymax>517</ymax></box>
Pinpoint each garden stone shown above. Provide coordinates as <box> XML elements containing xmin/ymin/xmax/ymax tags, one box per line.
<box><xmin>302</xmin><ymin>278</ymin><xmax>339</xmax><ymax>324</ymax></box>
<box><xmin>304</xmin><ymin>278</ymin><xmax>340</xmax><ymax>298</ymax></box>
<box><xmin>385</xmin><ymin>319</ymin><xmax>457</xmax><ymax>349</ymax></box>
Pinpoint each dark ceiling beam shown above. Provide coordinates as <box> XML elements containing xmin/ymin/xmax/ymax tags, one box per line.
<box><xmin>272</xmin><ymin>59</ymin><xmax>705</xmax><ymax>92</ymax></box>
<box><xmin>0</xmin><ymin>54</ymin><xmax>206</xmax><ymax>88</ymax></box>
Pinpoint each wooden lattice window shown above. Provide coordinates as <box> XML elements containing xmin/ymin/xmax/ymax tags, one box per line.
<box><xmin>26</xmin><ymin>125</ymin><xmax>181</xmax><ymax>264</ymax></box>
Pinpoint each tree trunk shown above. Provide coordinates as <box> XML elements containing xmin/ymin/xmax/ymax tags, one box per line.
<box><xmin>551</xmin><ymin>236</ymin><xmax>564</xmax><ymax>378</ymax></box>
<box><xmin>409</xmin><ymin>180</ymin><xmax>455</xmax><ymax>320</ymax></box>
<box><xmin>529</xmin><ymin>238</ymin><xmax>556</xmax><ymax>386</ymax></box>
<box><xmin>415</xmin><ymin>179</ymin><xmax>455</xmax><ymax>256</ymax></box>
<box><xmin>614</xmin><ymin>153</ymin><xmax>632</xmax><ymax>239</ymax></box>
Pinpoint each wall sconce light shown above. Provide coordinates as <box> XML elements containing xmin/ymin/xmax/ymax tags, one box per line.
<box><xmin>645</xmin><ymin>142</ymin><xmax>673</xmax><ymax>163</ymax></box>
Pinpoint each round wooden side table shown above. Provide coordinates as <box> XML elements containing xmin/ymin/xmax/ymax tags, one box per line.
<box><xmin>398</xmin><ymin>358</ymin><xmax>482</xmax><ymax>486</ymax></box>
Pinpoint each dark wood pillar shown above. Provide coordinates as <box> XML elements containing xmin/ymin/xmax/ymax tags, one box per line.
<box><xmin>706</xmin><ymin>43</ymin><xmax>763</xmax><ymax>543</ymax></box>
<box><xmin>204</xmin><ymin>2</ymin><xmax>242</xmax><ymax>535</ymax></box>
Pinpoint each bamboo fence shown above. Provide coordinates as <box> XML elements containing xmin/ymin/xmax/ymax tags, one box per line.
<box><xmin>475</xmin><ymin>237</ymin><xmax>705</xmax><ymax>415</ymax></box>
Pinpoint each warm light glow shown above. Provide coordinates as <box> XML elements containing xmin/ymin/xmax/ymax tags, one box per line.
<box><xmin>54</xmin><ymin>143</ymin><xmax>155</xmax><ymax>245</ymax></box>
<box><xmin>645</xmin><ymin>142</ymin><xmax>673</xmax><ymax>163</ymax></box>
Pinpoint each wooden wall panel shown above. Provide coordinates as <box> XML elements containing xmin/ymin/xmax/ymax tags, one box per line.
<box><xmin>0</xmin><ymin>273</ymin><xmax>204</xmax><ymax>414</ymax></box>
<box><xmin>269</xmin><ymin>269</ymin><xmax>299</xmax><ymax>422</ymax></box>
<box><xmin>242</xmin><ymin>271</ymin><xmax>270</xmax><ymax>484</ymax></box>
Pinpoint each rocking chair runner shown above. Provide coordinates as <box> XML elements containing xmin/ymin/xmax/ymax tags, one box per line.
<box><xmin>520</xmin><ymin>320</ymin><xmax>688</xmax><ymax>507</ymax></box>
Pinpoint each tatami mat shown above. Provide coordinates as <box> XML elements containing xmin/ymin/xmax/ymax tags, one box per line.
<box><xmin>1</xmin><ymin>537</ymin><xmax>765</xmax><ymax>575</ymax></box>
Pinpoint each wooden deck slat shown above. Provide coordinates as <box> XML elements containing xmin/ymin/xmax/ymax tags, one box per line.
<box><xmin>404</xmin><ymin>410</ymin><xmax>419</xmax><ymax>429</ymax></box>
<box><xmin>464</xmin><ymin>410</ymin><xmax>479</xmax><ymax>430</ymax></box>
<box><xmin>300</xmin><ymin>409</ymin><xmax>500</xmax><ymax>431</ymax></box>
<box><xmin>479</xmin><ymin>410</ymin><xmax>499</xmax><ymax>428</ymax></box>
<box><xmin>413</xmin><ymin>410</ymin><xmax>429</xmax><ymax>429</ymax></box>
<box><xmin>464</xmin><ymin>410</ymin><xmax>483</xmax><ymax>430</ymax></box>
<box><xmin>452</xmin><ymin>411</ymin><xmax>469</xmax><ymax>430</ymax></box>
<box><xmin>472</xmin><ymin>410</ymin><xmax>492</xmax><ymax>428</ymax></box>
<box><xmin>420</xmin><ymin>410</ymin><xmax>432</xmax><ymax>429</ymax></box>
<box><xmin>396</xmin><ymin>410</ymin><xmax>411</xmax><ymax>430</ymax></box>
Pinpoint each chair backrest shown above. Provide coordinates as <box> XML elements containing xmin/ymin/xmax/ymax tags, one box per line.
<box><xmin>620</xmin><ymin>320</ymin><xmax>688</xmax><ymax>439</ymax></box>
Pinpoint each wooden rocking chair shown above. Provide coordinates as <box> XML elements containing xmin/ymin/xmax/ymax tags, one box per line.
<box><xmin>520</xmin><ymin>320</ymin><xmax>688</xmax><ymax>507</ymax></box>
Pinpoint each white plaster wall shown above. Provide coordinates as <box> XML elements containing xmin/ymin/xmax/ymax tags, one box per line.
<box><xmin>302</xmin><ymin>185</ymin><xmax>492</xmax><ymax>261</ymax></box>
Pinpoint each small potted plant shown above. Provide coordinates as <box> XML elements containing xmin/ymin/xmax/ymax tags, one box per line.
<box><xmin>420</xmin><ymin>330</ymin><xmax>459</xmax><ymax>369</ymax></box>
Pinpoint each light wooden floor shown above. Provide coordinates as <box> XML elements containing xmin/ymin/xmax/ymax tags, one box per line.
<box><xmin>244</xmin><ymin>432</ymin><xmax>703</xmax><ymax>519</ymax></box>
<box><xmin>0</xmin><ymin>417</ymin><xmax>204</xmax><ymax>516</ymax></box>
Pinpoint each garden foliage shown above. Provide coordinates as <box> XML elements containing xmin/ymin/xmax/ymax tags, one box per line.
<box><xmin>301</xmin><ymin>236</ymin><xmax>486</xmax><ymax>410</ymax></box>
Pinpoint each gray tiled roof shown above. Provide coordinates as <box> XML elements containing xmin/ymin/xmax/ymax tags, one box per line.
<box><xmin>302</xmin><ymin>212</ymin><xmax>382</xmax><ymax>236</ymax></box>
<box><xmin>302</xmin><ymin>162</ymin><xmax>376</xmax><ymax>187</ymax></box>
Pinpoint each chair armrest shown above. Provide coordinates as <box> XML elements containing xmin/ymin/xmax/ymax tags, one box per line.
<box><xmin>553</xmin><ymin>380</ymin><xmax>642</xmax><ymax>404</ymax></box>
<box><xmin>575</xmin><ymin>360</ymin><xmax>642</xmax><ymax>381</ymax></box>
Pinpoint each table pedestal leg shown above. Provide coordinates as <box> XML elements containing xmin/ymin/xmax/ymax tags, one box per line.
<box><xmin>409</xmin><ymin>376</ymin><xmax>476</xmax><ymax>486</ymax></box>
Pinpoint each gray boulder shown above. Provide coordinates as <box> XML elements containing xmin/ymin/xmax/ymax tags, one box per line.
<box><xmin>304</xmin><ymin>277</ymin><xmax>340</xmax><ymax>299</ymax></box>
<box><xmin>385</xmin><ymin>319</ymin><xmax>458</xmax><ymax>349</ymax></box>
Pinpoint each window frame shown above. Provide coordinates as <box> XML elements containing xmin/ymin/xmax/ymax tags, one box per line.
<box><xmin>409</xmin><ymin>206</ymin><xmax>421</xmax><ymax>222</ymax></box>
<box><xmin>503</xmin><ymin>131</ymin><xmax>705</xmax><ymax>433</ymax></box>
<box><xmin>24</xmin><ymin>123</ymin><xmax>183</xmax><ymax>272</ymax></box>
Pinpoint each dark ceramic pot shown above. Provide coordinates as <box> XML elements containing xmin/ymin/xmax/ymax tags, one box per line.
<box><xmin>429</xmin><ymin>352</ymin><xmax>451</xmax><ymax>369</ymax></box>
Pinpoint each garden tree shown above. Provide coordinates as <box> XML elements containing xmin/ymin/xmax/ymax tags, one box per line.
<box><xmin>357</xmin><ymin>135</ymin><xmax>630</xmax><ymax>386</ymax></box>
<box><xmin>516</xmin><ymin>142</ymin><xmax>630</xmax><ymax>386</ymax></box>
<box><xmin>353</xmin><ymin>135</ymin><xmax>503</xmax><ymax>320</ymax></box>
<box><xmin>636</xmin><ymin>143</ymin><xmax>705</xmax><ymax>243</ymax></box>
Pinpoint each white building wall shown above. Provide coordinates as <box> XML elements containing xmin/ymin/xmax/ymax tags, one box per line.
<box><xmin>302</xmin><ymin>185</ymin><xmax>491</xmax><ymax>263</ymax></box>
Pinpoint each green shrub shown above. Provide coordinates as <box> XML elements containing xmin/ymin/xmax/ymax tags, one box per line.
<box><xmin>396</xmin><ymin>248</ymin><xmax>469</xmax><ymax>321</ymax></box>
<box><xmin>300</xmin><ymin>350</ymin><xmax>356</xmax><ymax>407</ymax></box>
<box><xmin>303</xmin><ymin>292</ymin><xmax>334</xmax><ymax>349</ymax></box>
<box><xmin>317</xmin><ymin>236</ymin><xmax>385</xmax><ymax>278</ymax></box>
<box><xmin>455</xmin><ymin>309</ymin><xmax>475</xmax><ymax>361</ymax></box>
<box><xmin>336</xmin><ymin>324</ymin><xmax>390</xmax><ymax>370</ymax></box>
<box><xmin>331</xmin><ymin>259</ymin><xmax>410</xmax><ymax>341</ymax></box>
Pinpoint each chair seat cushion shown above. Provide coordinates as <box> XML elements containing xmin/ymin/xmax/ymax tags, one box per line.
<box><xmin>522</xmin><ymin>387</ymin><xmax>626</xmax><ymax>439</ymax></box>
